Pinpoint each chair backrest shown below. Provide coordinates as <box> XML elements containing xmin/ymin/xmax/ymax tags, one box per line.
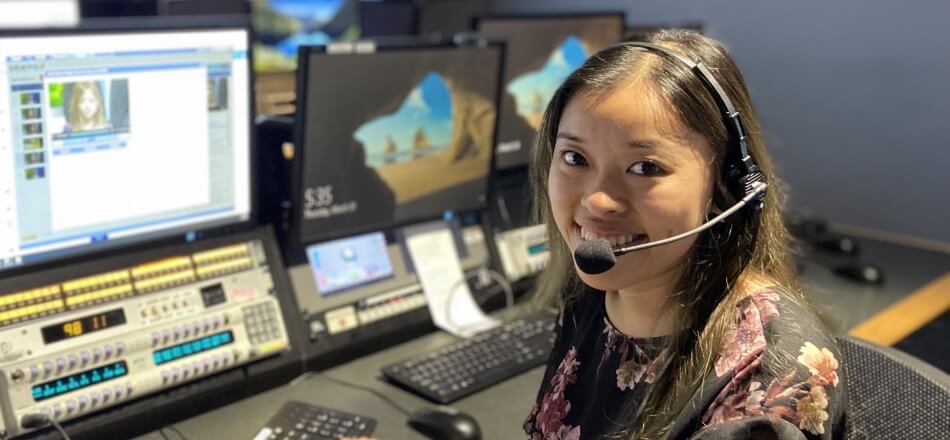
<box><xmin>837</xmin><ymin>336</ymin><xmax>950</xmax><ymax>439</ymax></box>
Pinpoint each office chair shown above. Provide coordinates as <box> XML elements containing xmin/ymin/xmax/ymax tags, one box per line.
<box><xmin>837</xmin><ymin>336</ymin><xmax>950</xmax><ymax>439</ymax></box>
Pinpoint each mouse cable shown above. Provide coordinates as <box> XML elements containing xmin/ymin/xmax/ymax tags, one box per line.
<box><xmin>20</xmin><ymin>413</ymin><xmax>71</xmax><ymax>440</ymax></box>
<box><xmin>291</xmin><ymin>371</ymin><xmax>411</xmax><ymax>416</ymax></box>
<box><xmin>160</xmin><ymin>425</ymin><xmax>188</xmax><ymax>440</ymax></box>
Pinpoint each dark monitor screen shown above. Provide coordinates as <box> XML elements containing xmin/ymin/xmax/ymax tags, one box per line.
<box><xmin>477</xmin><ymin>14</ymin><xmax>624</xmax><ymax>170</ymax></box>
<box><xmin>251</xmin><ymin>0</ymin><xmax>360</xmax><ymax>72</ymax></box>
<box><xmin>294</xmin><ymin>42</ymin><xmax>502</xmax><ymax>245</ymax></box>
<box><xmin>359</xmin><ymin>0</ymin><xmax>417</xmax><ymax>37</ymax></box>
<box><xmin>0</xmin><ymin>26</ymin><xmax>254</xmax><ymax>274</ymax></box>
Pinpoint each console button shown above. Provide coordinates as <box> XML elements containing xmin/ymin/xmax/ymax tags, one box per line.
<box><xmin>67</xmin><ymin>354</ymin><xmax>78</xmax><ymax>370</ymax></box>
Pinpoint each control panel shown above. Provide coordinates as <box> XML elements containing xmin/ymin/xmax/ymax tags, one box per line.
<box><xmin>495</xmin><ymin>224</ymin><xmax>550</xmax><ymax>282</ymax></box>
<box><xmin>0</xmin><ymin>239</ymin><xmax>292</xmax><ymax>439</ymax></box>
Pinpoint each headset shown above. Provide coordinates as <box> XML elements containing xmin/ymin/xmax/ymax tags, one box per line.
<box><xmin>615</xmin><ymin>42</ymin><xmax>768</xmax><ymax>211</ymax></box>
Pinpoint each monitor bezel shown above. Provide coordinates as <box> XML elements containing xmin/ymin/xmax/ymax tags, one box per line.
<box><xmin>289</xmin><ymin>38</ymin><xmax>505</xmax><ymax>249</ymax></box>
<box><xmin>0</xmin><ymin>17</ymin><xmax>259</xmax><ymax>279</ymax></box>
<box><xmin>473</xmin><ymin>11</ymin><xmax>626</xmax><ymax>171</ymax></box>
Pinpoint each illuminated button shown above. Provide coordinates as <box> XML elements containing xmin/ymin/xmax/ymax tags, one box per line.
<box><xmin>51</xmin><ymin>403</ymin><xmax>63</xmax><ymax>419</ymax></box>
<box><xmin>101</xmin><ymin>387</ymin><xmax>112</xmax><ymax>403</ymax></box>
<box><xmin>151</xmin><ymin>332</ymin><xmax>161</xmax><ymax>348</ymax></box>
<box><xmin>65</xmin><ymin>399</ymin><xmax>77</xmax><ymax>415</ymax></box>
<box><xmin>92</xmin><ymin>347</ymin><xmax>102</xmax><ymax>363</ymax></box>
<box><xmin>30</xmin><ymin>365</ymin><xmax>41</xmax><ymax>382</ymax></box>
<box><xmin>116</xmin><ymin>342</ymin><xmax>126</xmax><ymax>356</ymax></box>
<box><xmin>78</xmin><ymin>395</ymin><xmax>89</xmax><ymax>411</ymax></box>
<box><xmin>55</xmin><ymin>358</ymin><xmax>66</xmax><ymax>374</ymax></box>
<box><xmin>103</xmin><ymin>344</ymin><xmax>114</xmax><ymax>360</ymax></box>
<box><xmin>89</xmin><ymin>391</ymin><xmax>101</xmax><ymax>407</ymax></box>
<box><xmin>80</xmin><ymin>351</ymin><xmax>91</xmax><ymax>367</ymax></box>
<box><xmin>67</xmin><ymin>354</ymin><xmax>78</xmax><ymax>370</ymax></box>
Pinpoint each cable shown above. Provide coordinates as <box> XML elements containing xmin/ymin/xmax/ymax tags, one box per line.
<box><xmin>290</xmin><ymin>372</ymin><xmax>411</xmax><ymax>416</ymax></box>
<box><xmin>162</xmin><ymin>425</ymin><xmax>188</xmax><ymax>440</ymax></box>
<box><xmin>48</xmin><ymin>419</ymin><xmax>70</xmax><ymax>440</ymax></box>
<box><xmin>20</xmin><ymin>414</ymin><xmax>71</xmax><ymax>440</ymax></box>
<box><xmin>444</xmin><ymin>267</ymin><xmax>515</xmax><ymax>332</ymax></box>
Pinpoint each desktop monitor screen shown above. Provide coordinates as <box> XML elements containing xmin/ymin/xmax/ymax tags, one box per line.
<box><xmin>251</xmin><ymin>0</ymin><xmax>360</xmax><ymax>72</ymax></box>
<box><xmin>359</xmin><ymin>0</ymin><xmax>417</xmax><ymax>38</ymax></box>
<box><xmin>477</xmin><ymin>14</ymin><xmax>624</xmax><ymax>170</ymax></box>
<box><xmin>294</xmin><ymin>42</ymin><xmax>502</xmax><ymax>245</ymax></box>
<box><xmin>0</xmin><ymin>0</ymin><xmax>79</xmax><ymax>28</ymax></box>
<box><xmin>0</xmin><ymin>26</ymin><xmax>253</xmax><ymax>274</ymax></box>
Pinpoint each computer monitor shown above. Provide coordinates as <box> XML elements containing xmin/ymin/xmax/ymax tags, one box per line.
<box><xmin>0</xmin><ymin>0</ymin><xmax>79</xmax><ymax>28</ymax></box>
<box><xmin>477</xmin><ymin>13</ymin><xmax>625</xmax><ymax>170</ymax></box>
<box><xmin>0</xmin><ymin>24</ymin><xmax>254</xmax><ymax>275</ymax></box>
<box><xmin>291</xmin><ymin>41</ymin><xmax>503</xmax><ymax>246</ymax></box>
<box><xmin>251</xmin><ymin>0</ymin><xmax>360</xmax><ymax>73</ymax></box>
<box><xmin>417</xmin><ymin>0</ymin><xmax>487</xmax><ymax>39</ymax></box>
<box><xmin>359</xmin><ymin>0</ymin><xmax>418</xmax><ymax>38</ymax></box>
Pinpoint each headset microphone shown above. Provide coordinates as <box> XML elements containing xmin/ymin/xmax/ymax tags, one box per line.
<box><xmin>573</xmin><ymin>182</ymin><xmax>767</xmax><ymax>275</ymax></box>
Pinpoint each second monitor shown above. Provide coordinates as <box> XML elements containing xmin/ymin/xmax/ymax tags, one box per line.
<box><xmin>291</xmin><ymin>41</ymin><xmax>504</xmax><ymax>248</ymax></box>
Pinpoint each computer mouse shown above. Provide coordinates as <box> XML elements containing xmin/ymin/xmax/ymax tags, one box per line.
<box><xmin>832</xmin><ymin>262</ymin><xmax>884</xmax><ymax>284</ymax></box>
<box><xmin>407</xmin><ymin>406</ymin><xmax>482</xmax><ymax>440</ymax></box>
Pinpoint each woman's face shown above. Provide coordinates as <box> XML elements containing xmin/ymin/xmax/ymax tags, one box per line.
<box><xmin>79</xmin><ymin>89</ymin><xmax>99</xmax><ymax>120</ymax></box>
<box><xmin>548</xmin><ymin>80</ymin><xmax>718</xmax><ymax>292</ymax></box>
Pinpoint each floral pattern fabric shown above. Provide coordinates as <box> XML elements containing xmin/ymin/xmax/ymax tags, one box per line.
<box><xmin>524</xmin><ymin>288</ymin><xmax>846</xmax><ymax>440</ymax></box>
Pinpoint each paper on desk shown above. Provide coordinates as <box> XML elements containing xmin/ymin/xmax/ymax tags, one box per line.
<box><xmin>404</xmin><ymin>221</ymin><xmax>499</xmax><ymax>338</ymax></box>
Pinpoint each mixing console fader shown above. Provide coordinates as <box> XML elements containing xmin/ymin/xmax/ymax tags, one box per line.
<box><xmin>0</xmin><ymin>238</ymin><xmax>293</xmax><ymax>439</ymax></box>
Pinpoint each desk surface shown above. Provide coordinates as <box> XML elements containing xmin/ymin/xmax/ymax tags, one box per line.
<box><xmin>134</xmin><ymin>323</ymin><xmax>544</xmax><ymax>440</ymax></box>
<box><xmin>133</xmin><ymin>238</ymin><xmax>949</xmax><ymax>440</ymax></box>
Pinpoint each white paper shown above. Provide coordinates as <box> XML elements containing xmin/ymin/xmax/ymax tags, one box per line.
<box><xmin>404</xmin><ymin>221</ymin><xmax>498</xmax><ymax>338</ymax></box>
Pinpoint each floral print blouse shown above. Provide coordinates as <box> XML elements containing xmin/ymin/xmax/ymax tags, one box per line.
<box><xmin>524</xmin><ymin>287</ymin><xmax>846</xmax><ymax>439</ymax></box>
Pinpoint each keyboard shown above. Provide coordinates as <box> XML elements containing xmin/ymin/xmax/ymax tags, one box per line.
<box><xmin>381</xmin><ymin>313</ymin><xmax>556</xmax><ymax>404</ymax></box>
<box><xmin>253</xmin><ymin>400</ymin><xmax>377</xmax><ymax>440</ymax></box>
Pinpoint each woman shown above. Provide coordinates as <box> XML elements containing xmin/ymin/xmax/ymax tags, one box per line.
<box><xmin>66</xmin><ymin>81</ymin><xmax>108</xmax><ymax>132</ymax></box>
<box><xmin>523</xmin><ymin>31</ymin><xmax>845</xmax><ymax>439</ymax></box>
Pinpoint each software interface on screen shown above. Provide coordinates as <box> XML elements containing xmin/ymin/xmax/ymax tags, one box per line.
<box><xmin>478</xmin><ymin>15</ymin><xmax>624</xmax><ymax>169</ymax></box>
<box><xmin>0</xmin><ymin>29</ymin><xmax>252</xmax><ymax>272</ymax></box>
<box><xmin>297</xmin><ymin>44</ymin><xmax>501</xmax><ymax>244</ymax></box>
<box><xmin>306</xmin><ymin>231</ymin><xmax>394</xmax><ymax>295</ymax></box>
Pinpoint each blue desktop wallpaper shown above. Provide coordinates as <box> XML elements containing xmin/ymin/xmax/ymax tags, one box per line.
<box><xmin>354</xmin><ymin>72</ymin><xmax>454</xmax><ymax>167</ymax></box>
<box><xmin>506</xmin><ymin>35</ymin><xmax>588</xmax><ymax>129</ymax></box>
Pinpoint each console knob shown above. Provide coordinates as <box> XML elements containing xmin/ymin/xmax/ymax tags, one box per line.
<box><xmin>80</xmin><ymin>351</ymin><xmax>91</xmax><ymax>367</ymax></box>
<box><xmin>10</xmin><ymin>368</ymin><xmax>24</xmax><ymax>383</ymax></box>
<box><xmin>67</xmin><ymin>354</ymin><xmax>78</xmax><ymax>370</ymax></box>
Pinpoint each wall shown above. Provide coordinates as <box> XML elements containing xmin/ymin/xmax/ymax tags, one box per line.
<box><xmin>488</xmin><ymin>0</ymin><xmax>950</xmax><ymax>246</ymax></box>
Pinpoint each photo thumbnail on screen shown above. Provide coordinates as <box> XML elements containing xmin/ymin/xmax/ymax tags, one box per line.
<box><xmin>297</xmin><ymin>44</ymin><xmax>502</xmax><ymax>244</ymax></box>
<box><xmin>47</xmin><ymin>79</ymin><xmax>131</xmax><ymax>138</ymax></box>
<box><xmin>477</xmin><ymin>14</ymin><xmax>624</xmax><ymax>169</ymax></box>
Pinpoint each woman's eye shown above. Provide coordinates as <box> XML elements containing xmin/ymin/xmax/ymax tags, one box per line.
<box><xmin>561</xmin><ymin>151</ymin><xmax>587</xmax><ymax>166</ymax></box>
<box><xmin>629</xmin><ymin>161</ymin><xmax>665</xmax><ymax>176</ymax></box>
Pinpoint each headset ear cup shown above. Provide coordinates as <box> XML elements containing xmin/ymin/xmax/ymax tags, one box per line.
<box><xmin>738</xmin><ymin>170</ymin><xmax>767</xmax><ymax>212</ymax></box>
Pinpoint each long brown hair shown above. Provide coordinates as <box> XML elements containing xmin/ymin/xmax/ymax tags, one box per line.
<box><xmin>530</xmin><ymin>30</ymin><xmax>807</xmax><ymax>438</ymax></box>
